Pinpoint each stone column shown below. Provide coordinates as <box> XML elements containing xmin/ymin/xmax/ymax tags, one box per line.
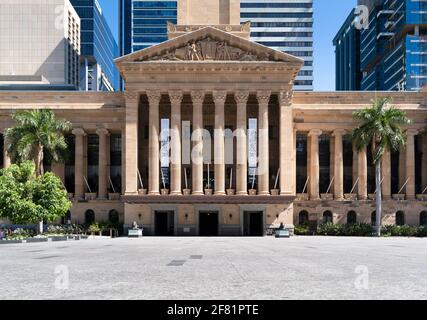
<box><xmin>358</xmin><ymin>146</ymin><xmax>368</xmax><ymax>200</ymax></box>
<box><xmin>191</xmin><ymin>90</ymin><xmax>205</xmax><ymax>195</ymax></box>
<box><xmin>257</xmin><ymin>90</ymin><xmax>271</xmax><ymax>195</ymax></box>
<box><xmin>147</xmin><ymin>90</ymin><xmax>161</xmax><ymax>195</ymax></box>
<box><xmin>279</xmin><ymin>91</ymin><xmax>294</xmax><ymax>195</ymax></box>
<box><xmin>72</xmin><ymin>128</ymin><xmax>86</xmax><ymax>199</ymax></box>
<box><xmin>381</xmin><ymin>149</ymin><xmax>391</xmax><ymax>200</ymax></box>
<box><xmin>2</xmin><ymin>133</ymin><xmax>11</xmax><ymax>168</ymax></box>
<box><xmin>213</xmin><ymin>90</ymin><xmax>227</xmax><ymax>195</ymax></box>
<box><xmin>97</xmin><ymin>128</ymin><xmax>110</xmax><ymax>199</ymax></box>
<box><xmin>406</xmin><ymin>129</ymin><xmax>418</xmax><ymax>199</ymax></box>
<box><xmin>235</xmin><ymin>91</ymin><xmax>249</xmax><ymax>195</ymax></box>
<box><xmin>124</xmin><ymin>92</ymin><xmax>139</xmax><ymax>195</ymax></box>
<box><xmin>169</xmin><ymin>90</ymin><xmax>183</xmax><ymax>195</ymax></box>
<box><xmin>332</xmin><ymin>129</ymin><xmax>345</xmax><ymax>200</ymax></box>
<box><xmin>308</xmin><ymin>129</ymin><xmax>322</xmax><ymax>200</ymax></box>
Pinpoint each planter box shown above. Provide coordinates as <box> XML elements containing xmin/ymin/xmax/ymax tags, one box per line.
<box><xmin>226</xmin><ymin>189</ymin><xmax>235</xmax><ymax>196</ymax></box>
<box><xmin>49</xmin><ymin>236</ymin><xmax>68</xmax><ymax>242</ymax></box>
<box><xmin>344</xmin><ymin>193</ymin><xmax>357</xmax><ymax>201</ymax></box>
<box><xmin>26</xmin><ymin>237</ymin><xmax>49</xmax><ymax>243</ymax></box>
<box><xmin>128</xmin><ymin>229</ymin><xmax>143</xmax><ymax>238</ymax></box>
<box><xmin>320</xmin><ymin>193</ymin><xmax>333</xmax><ymax>201</ymax></box>
<box><xmin>275</xmin><ymin>229</ymin><xmax>290</xmax><ymax>238</ymax></box>
<box><xmin>205</xmin><ymin>189</ymin><xmax>213</xmax><ymax>196</ymax></box>
<box><xmin>161</xmin><ymin>189</ymin><xmax>169</xmax><ymax>195</ymax></box>
<box><xmin>393</xmin><ymin>194</ymin><xmax>405</xmax><ymax>201</ymax></box>
<box><xmin>249</xmin><ymin>189</ymin><xmax>257</xmax><ymax>196</ymax></box>
<box><xmin>183</xmin><ymin>189</ymin><xmax>191</xmax><ymax>196</ymax></box>
<box><xmin>270</xmin><ymin>189</ymin><xmax>280</xmax><ymax>196</ymax></box>
<box><xmin>138</xmin><ymin>189</ymin><xmax>147</xmax><ymax>195</ymax></box>
<box><xmin>416</xmin><ymin>194</ymin><xmax>427</xmax><ymax>201</ymax></box>
<box><xmin>85</xmin><ymin>193</ymin><xmax>97</xmax><ymax>201</ymax></box>
<box><xmin>0</xmin><ymin>240</ymin><xmax>23</xmax><ymax>244</ymax></box>
<box><xmin>296</xmin><ymin>193</ymin><xmax>309</xmax><ymax>201</ymax></box>
<box><xmin>108</xmin><ymin>193</ymin><xmax>120</xmax><ymax>200</ymax></box>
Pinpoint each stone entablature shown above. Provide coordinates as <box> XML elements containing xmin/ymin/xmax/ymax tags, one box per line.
<box><xmin>167</xmin><ymin>22</ymin><xmax>251</xmax><ymax>40</ymax></box>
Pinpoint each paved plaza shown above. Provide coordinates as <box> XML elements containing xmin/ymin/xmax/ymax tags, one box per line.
<box><xmin>0</xmin><ymin>236</ymin><xmax>426</xmax><ymax>300</ymax></box>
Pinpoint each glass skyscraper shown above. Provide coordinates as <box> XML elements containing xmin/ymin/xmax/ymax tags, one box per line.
<box><xmin>240</xmin><ymin>0</ymin><xmax>313</xmax><ymax>91</ymax></box>
<box><xmin>71</xmin><ymin>0</ymin><xmax>119</xmax><ymax>91</ymax></box>
<box><xmin>339</xmin><ymin>0</ymin><xmax>427</xmax><ymax>91</ymax></box>
<box><xmin>119</xmin><ymin>0</ymin><xmax>313</xmax><ymax>91</ymax></box>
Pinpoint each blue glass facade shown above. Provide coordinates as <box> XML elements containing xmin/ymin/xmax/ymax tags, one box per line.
<box><xmin>71</xmin><ymin>0</ymin><xmax>119</xmax><ymax>91</ymax></box>
<box><xmin>359</xmin><ymin>0</ymin><xmax>427</xmax><ymax>91</ymax></box>
<box><xmin>333</xmin><ymin>9</ymin><xmax>361</xmax><ymax>91</ymax></box>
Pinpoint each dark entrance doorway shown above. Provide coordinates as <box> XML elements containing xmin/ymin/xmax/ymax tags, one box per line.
<box><xmin>199</xmin><ymin>212</ymin><xmax>219</xmax><ymax>236</ymax></box>
<box><xmin>155</xmin><ymin>211</ymin><xmax>175</xmax><ymax>236</ymax></box>
<box><xmin>243</xmin><ymin>211</ymin><xmax>264</xmax><ymax>236</ymax></box>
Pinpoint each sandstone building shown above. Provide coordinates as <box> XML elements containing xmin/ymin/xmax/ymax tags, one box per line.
<box><xmin>1</xmin><ymin>0</ymin><xmax>427</xmax><ymax>235</ymax></box>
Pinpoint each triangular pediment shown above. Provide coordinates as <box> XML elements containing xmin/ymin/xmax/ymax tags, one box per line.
<box><xmin>115</xmin><ymin>26</ymin><xmax>303</xmax><ymax>65</ymax></box>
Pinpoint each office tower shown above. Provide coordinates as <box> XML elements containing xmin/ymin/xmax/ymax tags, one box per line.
<box><xmin>119</xmin><ymin>0</ymin><xmax>178</xmax><ymax>56</ymax></box>
<box><xmin>356</xmin><ymin>0</ymin><xmax>427</xmax><ymax>91</ymax></box>
<box><xmin>333</xmin><ymin>8</ymin><xmax>362</xmax><ymax>91</ymax></box>
<box><xmin>240</xmin><ymin>0</ymin><xmax>314</xmax><ymax>91</ymax></box>
<box><xmin>0</xmin><ymin>0</ymin><xmax>80</xmax><ymax>90</ymax></box>
<box><xmin>71</xmin><ymin>0</ymin><xmax>120</xmax><ymax>91</ymax></box>
<box><xmin>119</xmin><ymin>0</ymin><xmax>313</xmax><ymax>90</ymax></box>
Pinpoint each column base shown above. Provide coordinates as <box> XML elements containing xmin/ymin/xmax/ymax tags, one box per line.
<box><xmin>334</xmin><ymin>196</ymin><xmax>344</xmax><ymax>201</ymax></box>
<box><xmin>236</xmin><ymin>191</ymin><xmax>248</xmax><ymax>196</ymax></box>
<box><xmin>358</xmin><ymin>196</ymin><xmax>368</xmax><ymax>200</ymax></box>
<box><xmin>214</xmin><ymin>191</ymin><xmax>226</xmax><ymax>196</ymax></box>
<box><xmin>170</xmin><ymin>191</ymin><xmax>183</xmax><ymax>196</ymax></box>
<box><xmin>124</xmin><ymin>191</ymin><xmax>138</xmax><ymax>196</ymax></box>
<box><xmin>406</xmin><ymin>195</ymin><xmax>416</xmax><ymax>200</ymax></box>
<box><xmin>258</xmin><ymin>191</ymin><xmax>270</xmax><ymax>196</ymax></box>
<box><xmin>148</xmin><ymin>191</ymin><xmax>160</xmax><ymax>196</ymax></box>
<box><xmin>192</xmin><ymin>191</ymin><xmax>204</xmax><ymax>196</ymax></box>
<box><xmin>383</xmin><ymin>195</ymin><xmax>392</xmax><ymax>200</ymax></box>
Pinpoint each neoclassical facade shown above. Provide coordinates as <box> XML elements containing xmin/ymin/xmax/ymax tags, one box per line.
<box><xmin>1</xmin><ymin>20</ymin><xmax>427</xmax><ymax>235</ymax></box>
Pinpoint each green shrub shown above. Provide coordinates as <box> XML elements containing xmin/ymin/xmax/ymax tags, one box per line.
<box><xmin>344</xmin><ymin>223</ymin><xmax>373</xmax><ymax>237</ymax></box>
<box><xmin>87</xmin><ymin>223</ymin><xmax>101</xmax><ymax>233</ymax></box>
<box><xmin>5</xmin><ymin>228</ymin><xmax>35</xmax><ymax>240</ymax></box>
<box><xmin>317</xmin><ymin>223</ymin><xmax>345</xmax><ymax>236</ymax></box>
<box><xmin>294</xmin><ymin>224</ymin><xmax>311</xmax><ymax>236</ymax></box>
<box><xmin>417</xmin><ymin>226</ymin><xmax>427</xmax><ymax>238</ymax></box>
<box><xmin>47</xmin><ymin>224</ymin><xmax>83</xmax><ymax>235</ymax></box>
<box><xmin>382</xmin><ymin>225</ymin><xmax>417</xmax><ymax>237</ymax></box>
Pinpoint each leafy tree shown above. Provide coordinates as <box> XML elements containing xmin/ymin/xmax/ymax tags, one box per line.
<box><xmin>352</xmin><ymin>97</ymin><xmax>410</xmax><ymax>236</ymax></box>
<box><xmin>5</xmin><ymin>109</ymin><xmax>71</xmax><ymax>177</ymax></box>
<box><xmin>0</xmin><ymin>162</ymin><xmax>71</xmax><ymax>233</ymax></box>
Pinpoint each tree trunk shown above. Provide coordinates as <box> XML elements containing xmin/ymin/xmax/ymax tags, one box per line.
<box><xmin>35</xmin><ymin>143</ymin><xmax>44</xmax><ymax>177</ymax></box>
<box><xmin>375</xmin><ymin>161</ymin><xmax>382</xmax><ymax>237</ymax></box>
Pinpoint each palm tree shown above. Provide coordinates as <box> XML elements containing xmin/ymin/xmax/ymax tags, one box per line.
<box><xmin>5</xmin><ymin>109</ymin><xmax>71</xmax><ymax>177</ymax></box>
<box><xmin>352</xmin><ymin>97</ymin><xmax>410</xmax><ymax>237</ymax></box>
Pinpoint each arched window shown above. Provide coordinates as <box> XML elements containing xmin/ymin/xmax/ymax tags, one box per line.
<box><xmin>323</xmin><ymin>211</ymin><xmax>333</xmax><ymax>224</ymax></box>
<box><xmin>61</xmin><ymin>211</ymin><xmax>71</xmax><ymax>225</ymax></box>
<box><xmin>420</xmin><ymin>211</ymin><xmax>427</xmax><ymax>226</ymax></box>
<box><xmin>371</xmin><ymin>211</ymin><xmax>376</xmax><ymax>226</ymax></box>
<box><xmin>347</xmin><ymin>211</ymin><xmax>357</xmax><ymax>225</ymax></box>
<box><xmin>85</xmin><ymin>210</ymin><xmax>95</xmax><ymax>225</ymax></box>
<box><xmin>396</xmin><ymin>211</ymin><xmax>405</xmax><ymax>226</ymax></box>
<box><xmin>299</xmin><ymin>210</ymin><xmax>309</xmax><ymax>225</ymax></box>
<box><xmin>109</xmin><ymin>210</ymin><xmax>119</xmax><ymax>225</ymax></box>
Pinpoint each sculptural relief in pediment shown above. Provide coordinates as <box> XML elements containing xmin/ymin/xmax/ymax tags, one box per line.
<box><xmin>139</xmin><ymin>37</ymin><xmax>272</xmax><ymax>62</ymax></box>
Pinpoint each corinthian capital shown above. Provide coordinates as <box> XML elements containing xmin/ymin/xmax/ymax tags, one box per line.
<box><xmin>169</xmin><ymin>90</ymin><xmax>183</xmax><ymax>105</ymax></box>
<box><xmin>234</xmin><ymin>91</ymin><xmax>250</xmax><ymax>105</ymax></box>
<box><xmin>72</xmin><ymin>128</ymin><xmax>86</xmax><ymax>136</ymax></box>
<box><xmin>279</xmin><ymin>90</ymin><xmax>293</xmax><ymax>106</ymax></box>
<box><xmin>146</xmin><ymin>90</ymin><xmax>161</xmax><ymax>105</ymax></box>
<box><xmin>212</xmin><ymin>90</ymin><xmax>227</xmax><ymax>104</ymax></box>
<box><xmin>256</xmin><ymin>90</ymin><xmax>271</xmax><ymax>105</ymax></box>
<box><xmin>191</xmin><ymin>90</ymin><xmax>205</xmax><ymax>104</ymax></box>
<box><xmin>124</xmin><ymin>91</ymin><xmax>139</xmax><ymax>102</ymax></box>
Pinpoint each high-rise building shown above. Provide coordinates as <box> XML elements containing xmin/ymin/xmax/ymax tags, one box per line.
<box><xmin>0</xmin><ymin>0</ymin><xmax>80</xmax><ymax>90</ymax></box>
<box><xmin>119</xmin><ymin>0</ymin><xmax>313</xmax><ymax>91</ymax></box>
<box><xmin>119</xmin><ymin>0</ymin><xmax>178</xmax><ymax>56</ymax></box>
<box><xmin>70</xmin><ymin>0</ymin><xmax>119</xmax><ymax>91</ymax></box>
<box><xmin>333</xmin><ymin>8</ymin><xmax>362</xmax><ymax>91</ymax></box>
<box><xmin>240</xmin><ymin>0</ymin><xmax>313</xmax><ymax>91</ymax></box>
<box><xmin>347</xmin><ymin>0</ymin><xmax>427</xmax><ymax>91</ymax></box>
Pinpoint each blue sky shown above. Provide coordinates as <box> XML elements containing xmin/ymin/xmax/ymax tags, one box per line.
<box><xmin>98</xmin><ymin>0</ymin><xmax>357</xmax><ymax>91</ymax></box>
